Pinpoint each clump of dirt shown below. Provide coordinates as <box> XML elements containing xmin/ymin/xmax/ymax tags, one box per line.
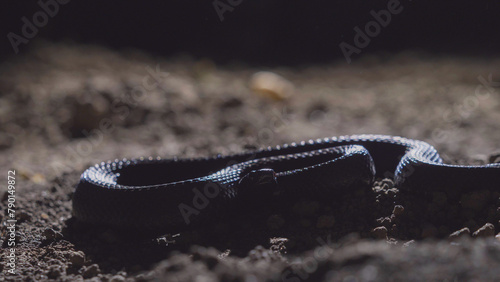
<box><xmin>1</xmin><ymin>42</ymin><xmax>500</xmax><ymax>281</ymax></box>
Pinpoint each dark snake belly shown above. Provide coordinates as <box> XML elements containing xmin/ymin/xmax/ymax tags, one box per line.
<box><xmin>72</xmin><ymin>134</ymin><xmax>500</xmax><ymax>233</ymax></box>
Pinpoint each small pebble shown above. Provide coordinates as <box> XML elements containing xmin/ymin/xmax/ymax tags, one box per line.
<box><xmin>403</xmin><ymin>240</ymin><xmax>415</xmax><ymax>247</ymax></box>
<box><xmin>489</xmin><ymin>153</ymin><xmax>500</xmax><ymax>164</ymax></box>
<box><xmin>82</xmin><ymin>264</ymin><xmax>100</xmax><ymax>279</ymax></box>
<box><xmin>392</xmin><ymin>205</ymin><xmax>404</xmax><ymax>217</ymax></box>
<box><xmin>376</xmin><ymin>217</ymin><xmax>391</xmax><ymax>227</ymax></box>
<box><xmin>472</xmin><ymin>223</ymin><xmax>495</xmax><ymax>237</ymax></box>
<box><xmin>249</xmin><ymin>71</ymin><xmax>294</xmax><ymax>101</ymax></box>
<box><xmin>69</xmin><ymin>96</ymin><xmax>110</xmax><ymax>134</ymax></box>
<box><xmin>218</xmin><ymin>249</ymin><xmax>231</xmax><ymax>259</ymax></box>
<box><xmin>18</xmin><ymin>211</ymin><xmax>33</xmax><ymax>222</ymax></box>
<box><xmin>43</xmin><ymin>228</ymin><xmax>63</xmax><ymax>241</ymax></box>
<box><xmin>220</xmin><ymin>97</ymin><xmax>243</xmax><ymax>108</ymax></box>
<box><xmin>68</xmin><ymin>251</ymin><xmax>85</xmax><ymax>267</ymax></box>
<box><xmin>448</xmin><ymin>227</ymin><xmax>470</xmax><ymax>241</ymax></box>
<box><xmin>381</xmin><ymin>179</ymin><xmax>394</xmax><ymax>189</ymax></box>
<box><xmin>47</xmin><ymin>265</ymin><xmax>62</xmax><ymax>279</ymax></box>
<box><xmin>371</xmin><ymin>226</ymin><xmax>388</xmax><ymax>240</ymax></box>
<box><xmin>110</xmin><ymin>275</ymin><xmax>126</xmax><ymax>282</ymax></box>
<box><xmin>31</xmin><ymin>173</ymin><xmax>46</xmax><ymax>184</ymax></box>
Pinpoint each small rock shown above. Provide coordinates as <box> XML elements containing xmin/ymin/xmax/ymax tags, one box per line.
<box><xmin>376</xmin><ymin>217</ymin><xmax>392</xmax><ymax>227</ymax></box>
<box><xmin>220</xmin><ymin>97</ymin><xmax>243</xmax><ymax>108</ymax></box>
<box><xmin>43</xmin><ymin>228</ymin><xmax>63</xmax><ymax>241</ymax></box>
<box><xmin>31</xmin><ymin>173</ymin><xmax>46</xmax><ymax>184</ymax></box>
<box><xmin>218</xmin><ymin>249</ymin><xmax>231</xmax><ymax>259</ymax></box>
<box><xmin>371</xmin><ymin>226</ymin><xmax>388</xmax><ymax>240</ymax></box>
<box><xmin>381</xmin><ymin>183</ymin><xmax>391</xmax><ymax>191</ymax></box>
<box><xmin>18</xmin><ymin>211</ymin><xmax>32</xmax><ymax>222</ymax></box>
<box><xmin>249</xmin><ymin>71</ymin><xmax>294</xmax><ymax>101</ymax></box>
<box><xmin>448</xmin><ymin>227</ymin><xmax>470</xmax><ymax>240</ymax></box>
<box><xmin>267</xmin><ymin>214</ymin><xmax>285</xmax><ymax>230</ymax></box>
<box><xmin>41</xmin><ymin>213</ymin><xmax>50</xmax><ymax>220</ymax></box>
<box><xmin>47</xmin><ymin>265</ymin><xmax>62</xmax><ymax>279</ymax></box>
<box><xmin>389</xmin><ymin>214</ymin><xmax>397</xmax><ymax>222</ymax></box>
<box><xmin>68</xmin><ymin>251</ymin><xmax>85</xmax><ymax>267</ymax></box>
<box><xmin>50</xmin><ymin>185</ymin><xmax>59</xmax><ymax>193</ymax></box>
<box><xmin>270</xmin><ymin>237</ymin><xmax>288</xmax><ymax>254</ymax></box>
<box><xmin>156</xmin><ymin>237</ymin><xmax>169</xmax><ymax>245</ymax></box>
<box><xmin>403</xmin><ymin>240</ymin><xmax>415</xmax><ymax>247</ymax></box>
<box><xmin>391</xmin><ymin>224</ymin><xmax>399</xmax><ymax>234</ymax></box>
<box><xmin>248</xmin><ymin>246</ymin><xmax>272</xmax><ymax>261</ymax></box>
<box><xmin>190</xmin><ymin>247</ymin><xmax>219</xmax><ymax>269</ymax></box>
<box><xmin>316</xmin><ymin>215</ymin><xmax>335</xmax><ymax>228</ymax></box>
<box><xmin>489</xmin><ymin>153</ymin><xmax>500</xmax><ymax>164</ymax></box>
<box><xmin>82</xmin><ymin>264</ymin><xmax>100</xmax><ymax>279</ymax></box>
<box><xmin>472</xmin><ymin>223</ymin><xmax>495</xmax><ymax>238</ymax></box>
<box><xmin>66</xmin><ymin>95</ymin><xmax>110</xmax><ymax>136</ymax></box>
<box><xmin>203</xmin><ymin>256</ymin><xmax>219</xmax><ymax>270</ymax></box>
<box><xmin>110</xmin><ymin>275</ymin><xmax>126</xmax><ymax>282</ymax></box>
<box><xmin>43</xmin><ymin>228</ymin><xmax>56</xmax><ymax>239</ymax></box>
<box><xmin>392</xmin><ymin>205</ymin><xmax>405</xmax><ymax>217</ymax></box>
<box><xmin>472</xmin><ymin>154</ymin><xmax>489</xmax><ymax>165</ymax></box>
<box><xmin>381</xmin><ymin>179</ymin><xmax>394</xmax><ymax>189</ymax></box>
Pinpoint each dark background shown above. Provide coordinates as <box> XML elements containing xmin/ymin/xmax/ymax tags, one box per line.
<box><xmin>2</xmin><ymin>0</ymin><xmax>500</xmax><ymax>65</ymax></box>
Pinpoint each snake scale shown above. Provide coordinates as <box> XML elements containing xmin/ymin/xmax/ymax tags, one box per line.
<box><xmin>72</xmin><ymin>134</ymin><xmax>500</xmax><ymax>233</ymax></box>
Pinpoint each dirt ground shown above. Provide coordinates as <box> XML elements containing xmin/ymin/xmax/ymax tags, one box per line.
<box><xmin>1</xmin><ymin>42</ymin><xmax>500</xmax><ymax>281</ymax></box>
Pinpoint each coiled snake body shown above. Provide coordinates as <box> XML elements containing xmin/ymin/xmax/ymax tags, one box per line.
<box><xmin>73</xmin><ymin>134</ymin><xmax>500</xmax><ymax>232</ymax></box>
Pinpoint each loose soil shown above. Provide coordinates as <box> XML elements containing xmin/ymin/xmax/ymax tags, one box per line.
<box><xmin>1</xmin><ymin>42</ymin><xmax>500</xmax><ymax>281</ymax></box>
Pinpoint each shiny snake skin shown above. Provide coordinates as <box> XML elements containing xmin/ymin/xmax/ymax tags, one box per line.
<box><xmin>72</xmin><ymin>134</ymin><xmax>500</xmax><ymax>233</ymax></box>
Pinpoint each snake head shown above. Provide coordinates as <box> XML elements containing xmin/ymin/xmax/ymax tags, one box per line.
<box><xmin>238</xmin><ymin>168</ymin><xmax>279</xmax><ymax>199</ymax></box>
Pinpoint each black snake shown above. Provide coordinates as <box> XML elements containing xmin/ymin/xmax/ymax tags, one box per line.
<box><xmin>72</xmin><ymin>134</ymin><xmax>500</xmax><ymax>233</ymax></box>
